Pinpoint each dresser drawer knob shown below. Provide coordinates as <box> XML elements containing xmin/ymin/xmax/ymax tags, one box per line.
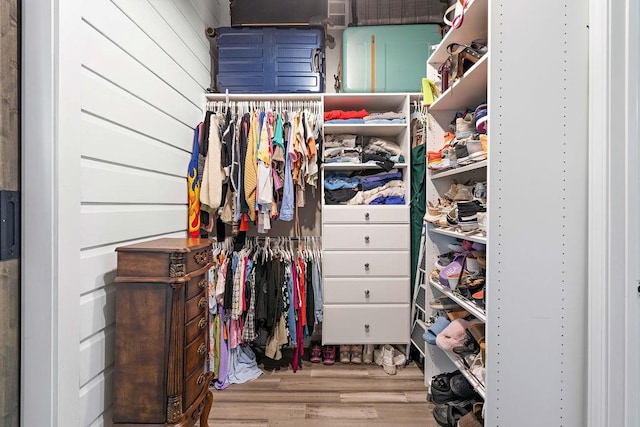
<box><xmin>198</xmin><ymin>317</ymin><xmax>207</xmax><ymax>330</ymax></box>
<box><xmin>364</xmin><ymin>289</ymin><xmax>370</xmax><ymax>298</ymax></box>
<box><xmin>365</xmin><ymin>213</ymin><xmax>370</xmax><ymax>220</ymax></box>
<box><xmin>196</xmin><ymin>373</ymin><xmax>206</xmax><ymax>386</ymax></box>
<box><xmin>364</xmin><ymin>263</ymin><xmax>370</xmax><ymax>270</ymax></box>
<box><xmin>364</xmin><ymin>324</ymin><xmax>370</xmax><ymax>331</ymax></box>
<box><xmin>198</xmin><ymin>278</ymin><xmax>206</xmax><ymax>289</ymax></box>
<box><xmin>197</xmin><ymin>343</ymin><xmax>206</xmax><ymax>356</ymax></box>
<box><xmin>198</xmin><ymin>297</ymin><xmax>207</xmax><ymax>309</ymax></box>
<box><xmin>364</xmin><ymin>236</ymin><xmax>370</xmax><ymax>243</ymax></box>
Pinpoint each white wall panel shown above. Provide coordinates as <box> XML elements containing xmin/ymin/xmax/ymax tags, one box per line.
<box><xmin>81</xmin><ymin>69</ymin><xmax>193</xmax><ymax>152</ymax></box>
<box><xmin>487</xmin><ymin>0</ymin><xmax>589</xmax><ymax>426</ymax></box>
<box><xmin>80</xmin><ymin>206</ymin><xmax>188</xmax><ymax>249</ymax></box>
<box><xmin>82</xmin><ymin>23</ymin><xmax>201</xmax><ymax>126</ymax></box>
<box><xmin>79</xmin><ymin>327</ymin><xmax>115</xmax><ymax>387</ymax></box>
<box><xmin>82</xmin><ymin>0</ymin><xmax>207</xmax><ymax>97</ymax></box>
<box><xmin>79</xmin><ymin>369</ymin><xmax>113</xmax><ymax>427</ymax></box>
<box><xmin>80</xmin><ymin>114</ymin><xmax>191</xmax><ymax>177</ymax></box>
<box><xmin>81</xmin><ymin>159</ymin><xmax>186</xmax><ymax>204</ymax></box>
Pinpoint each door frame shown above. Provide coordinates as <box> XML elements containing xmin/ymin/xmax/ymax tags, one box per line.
<box><xmin>588</xmin><ymin>0</ymin><xmax>639</xmax><ymax>425</ymax></box>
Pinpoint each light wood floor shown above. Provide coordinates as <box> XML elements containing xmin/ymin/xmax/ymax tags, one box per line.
<box><xmin>205</xmin><ymin>360</ymin><xmax>439</xmax><ymax>426</ymax></box>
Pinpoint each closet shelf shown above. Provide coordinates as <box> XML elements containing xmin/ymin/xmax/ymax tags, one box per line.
<box><xmin>323</xmin><ymin>123</ymin><xmax>407</xmax><ymax>137</ymax></box>
<box><xmin>428</xmin><ymin>277</ymin><xmax>486</xmax><ymax>322</ymax></box>
<box><xmin>428</xmin><ymin>0</ymin><xmax>488</xmax><ymax>66</ymax></box>
<box><xmin>322</xmin><ymin>163</ymin><xmax>408</xmax><ymax>171</ymax></box>
<box><xmin>431</xmin><ymin>226</ymin><xmax>487</xmax><ymax>245</ymax></box>
<box><xmin>204</xmin><ymin>93</ymin><xmax>322</xmax><ymax>102</ymax></box>
<box><xmin>429</xmin><ymin>54</ymin><xmax>488</xmax><ymax>113</ymax></box>
<box><xmin>444</xmin><ymin>350</ymin><xmax>486</xmax><ymax>400</ymax></box>
<box><xmin>429</xmin><ymin>160</ymin><xmax>487</xmax><ymax>179</ymax></box>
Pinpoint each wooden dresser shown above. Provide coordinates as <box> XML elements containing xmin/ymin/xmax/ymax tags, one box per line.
<box><xmin>113</xmin><ymin>238</ymin><xmax>214</xmax><ymax>426</ymax></box>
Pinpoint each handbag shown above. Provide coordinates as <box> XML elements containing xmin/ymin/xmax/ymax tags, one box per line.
<box><xmin>443</xmin><ymin>0</ymin><xmax>468</xmax><ymax>29</ymax></box>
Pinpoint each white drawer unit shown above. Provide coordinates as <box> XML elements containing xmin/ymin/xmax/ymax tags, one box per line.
<box><xmin>322</xmin><ymin>304</ymin><xmax>410</xmax><ymax>344</ymax></box>
<box><xmin>323</xmin><ymin>277</ymin><xmax>410</xmax><ymax>304</ymax></box>
<box><xmin>323</xmin><ymin>206</ymin><xmax>410</xmax><ymax>224</ymax></box>
<box><xmin>322</xmin><ymin>224</ymin><xmax>410</xmax><ymax>251</ymax></box>
<box><xmin>323</xmin><ymin>251</ymin><xmax>410</xmax><ymax>277</ymax></box>
<box><xmin>321</xmin><ymin>93</ymin><xmax>412</xmax><ymax>346</ymax></box>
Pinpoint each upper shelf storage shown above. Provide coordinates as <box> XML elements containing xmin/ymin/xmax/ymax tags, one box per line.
<box><xmin>429</xmin><ymin>54</ymin><xmax>488</xmax><ymax>112</ymax></box>
<box><xmin>428</xmin><ymin>0</ymin><xmax>488</xmax><ymax>66</ymax></box>
<box><xmin>323</xmin><ymin>93</ymin><xmax>408</xmax><ymax>113</ymax></box>
<box><xmin>323</xmin><ymin>123</ymin><xmax>408</xmax><ymax>137</ymax></box>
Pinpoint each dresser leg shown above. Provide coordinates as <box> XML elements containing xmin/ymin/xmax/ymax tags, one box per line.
<box><xmin>199</xmin><ymin>390</ymin><xmax>213</xmax><ymax>427</ymax></box>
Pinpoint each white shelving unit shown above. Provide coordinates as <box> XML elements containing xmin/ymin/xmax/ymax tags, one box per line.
<box><xmin>422</xmin><ymin>0</ymin><xmax>489</xmax><ymax>406</ymax></box>
<box><xmin>321</xmin><ymin>93</ymin><xmax>412</xmax><ymax>346</ymax></box>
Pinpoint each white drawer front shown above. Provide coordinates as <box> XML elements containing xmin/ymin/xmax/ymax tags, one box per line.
<box><xmin>322</xmin><ymin>304</ymin><xmax>410</xmax><ymax>344</ymax></box>
<box><xmin>324</xmin><ymin>277</ymin><xmax>410</xmax><ymax>304</ymax></box>
<box><xmin>323</xmin><ymin>206</ymin><xmax>409</xmax><ymax>224</ymax></box>
<box><xmin>323</xmin><ymin>251</ymin><xmax>410</xmax><ymax>277</ymax></box>
<box><xmin>323</xmin><ymin>224</ymin><xmax>409</xmax><ymax>251</ymax></box>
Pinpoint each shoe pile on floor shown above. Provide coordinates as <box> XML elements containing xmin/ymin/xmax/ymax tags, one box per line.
<box><xmin>309</xmin><ymin>344</ymin><xmax>406</xmax><ymax>375</ymax></box>
<box><xmin>428</xmin><ymin>104</ymin><xmax>488</xmax><ymax>172</ymax></box>
<box><xmin>429</xmin><ymin>371</ymin><xmax>485</xmax><ymax>426</ymax></box>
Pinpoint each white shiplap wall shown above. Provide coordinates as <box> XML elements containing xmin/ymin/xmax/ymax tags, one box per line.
<box><xmin>77</xmin><ymin>1</ymin><xmax>228</xmax><ymax>425</ymax></box>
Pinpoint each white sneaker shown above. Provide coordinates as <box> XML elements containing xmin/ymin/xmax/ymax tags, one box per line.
<box><xmin>382</xmin><ymin>344</ymin><xmax>397</xmax><ymax>375</ymax></box>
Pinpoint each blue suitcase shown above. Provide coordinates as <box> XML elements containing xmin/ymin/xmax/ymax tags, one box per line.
<box><xmin>342</xmin><ymin>24</ymin><xmax>442</xmax><ymax>93</ymax></box>
<box><xmin>216</xmin><ymin>27</ymin><xmax>325</xmax><ymax>93</ymax></box>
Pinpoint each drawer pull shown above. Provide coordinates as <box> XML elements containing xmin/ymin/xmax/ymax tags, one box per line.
<box><xmin>364</xmin><ymin>289</ymin><xmax>370</xmax><ymax>298</ymax></box>
<box><xmin>198</xmin><ymin>317</ymin><xmax>207</xmax><ymax>330</ymax></box>
<box><xmin>364</xmin><ymin>324</ymin><xmax>370</xmax><ymax>331</ymax></box>
<box><xmin>197</xmin><ymin>343</ymin><xmax>206</xmax><ymax>356</ymax></box>
<box><xmin>198</xmin><ymin>297</ymin><xmax>207</xmax><ymax>309</ymax></box>
<box><xmin>365</xmin><ymin>213</ymin><xmax>370</xmax><ymax>220</ymax></box>
<box><xmin>364</xmin><ymin>236</ymin><xmax>370</xmax><ymax>243</ymax></box>
<box><xmin>196</xmin><ymin>373</ymin><xmax>206</xmax><ymax>386</ymax></box>
<box><xmin>364</xmin><ymin>263</ymin><xmax>370</xmax><ymax>270</ymax></box>
<box><xmin>198</xmin><ymin>278</ymin><xmax>207</xmax><ymax>289</ymax></box>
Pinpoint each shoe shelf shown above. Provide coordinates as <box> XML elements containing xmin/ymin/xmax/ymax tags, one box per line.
<box><xmin>429</xmin><ymin>159</ymin><xmax>487</xmax><ymax>179</ymax></box>
<box><xmin>444</xmin><ymin>350</ymin><xmax>486</xmax><ymax>400</ymax></box>
<box><xmin>430</xmin><ymin>226</ymin><xmax>487</xmax><ymax>245</ymax></box>
<box><xmin>429</xmin><ymin>54</ymin><xmax>488</xmax><ymax>113</ymax></box>
<box><xmin>322</xmin><ymin>163</ymin><xmax>408</xmax><ymax>171</ymax></box>
<box><xmin>323</xmin><ymin>123</ymin><xmax>407</xmax><ymax>137</ymax></box>
<box><xmin>428</xmin><ymin>0</ymin><xmax>488</xmax><ymax>66</ymax></box>
<box><xmin>428</xmin><ymin>276</ymin><xmax>486</xmax><ymax>322</ymax></box>
<box><xmin>411</xmin><ymin>318</ymin><xmax>428</xmax><ymax>359</ymax></box>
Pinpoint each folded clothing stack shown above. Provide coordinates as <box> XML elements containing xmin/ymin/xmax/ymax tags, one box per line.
<box><xmin>363</xmin><ymin>111</ymin><xmax>406</xmax><ymax>124</ymax></box>
<box><xmin>324</xmin><ymin>169</ymin><xmax>405</xmax><ymax>206</ymax></box>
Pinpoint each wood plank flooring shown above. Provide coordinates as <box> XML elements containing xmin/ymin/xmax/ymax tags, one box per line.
<box><xmin>206</xmin><ymin>360</ymin><xmax>439</xmax><ymax>426</ymax></box>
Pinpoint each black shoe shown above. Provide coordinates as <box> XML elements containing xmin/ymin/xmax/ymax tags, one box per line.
<box><xmin>449</xmin><ymin>373</ymin><xmax>478</xmax><ymax>399</ymax></box>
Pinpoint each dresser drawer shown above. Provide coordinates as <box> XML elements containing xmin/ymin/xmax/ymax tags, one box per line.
<box><xmin>323</xmin><ymin>224</ymin><xmax>409</xmax><ymax>251</ymax></box>
<box><xmin>324</xmin><ymin>277</ymin><xmax>410</xmax><ymax>304</ymax></box>
<box><xmin>323</xmin><ymin>251</ymin><xmax>410</xmax><ymax>277</ymax></box>
<box><xmin>323</xmin><ymin>206</ymin><xmax>409</xmax><ymax>224</ymax></box>
<box><xmin>322</xmin><ymin>304</ymin><xmax>410</xmax><ymax>344</ymax></box>
<box><xmin>185</xmin><ymin>246</ymin><xmax>212</xmax><ymax>275</ymax></box>
<box><xmin>186</xmin><ymin>272</ymin><xmax>208</xmax><ymax>301</ymax></box>
<box><xmin>184</xmin><ymin>368</ymin><xmax>208</xmax><ymax>410</ymax></box>
<box><xmin>185</xmin><ymin>333</ymin><xmax>207</xmax><ymax>379</ymax></box>
<box><xmin>185</xmin><ymin>313</ymin><xmax>208</xmax><ymax>345</ymax></box>
<box><xmin>185</xmin><ymin>293</ymin><xmax>207</xmax><ymax>323</ymax></box>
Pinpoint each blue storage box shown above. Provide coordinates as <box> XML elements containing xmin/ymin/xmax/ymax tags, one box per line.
<box><xmin>216</xmin><ymin>27</ymin><xmax>325</xmax><ymax>93</ymax></box>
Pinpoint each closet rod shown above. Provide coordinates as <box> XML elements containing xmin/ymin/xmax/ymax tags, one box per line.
<box><xmin>247</xmin><ymin>236</ymin><xmax>321</xmax><ymax>241</ymax></box>
<box><xmin>204</xmin><ymin>92</ymin><xmax>322</xmax><ymax>102</ymax></box>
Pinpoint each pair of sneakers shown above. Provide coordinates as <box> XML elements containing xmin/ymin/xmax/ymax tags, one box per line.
<box><xmin>339</xmin><ymin>345</ymin><xmax>363</xmax><ymax>364</ymax></box>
